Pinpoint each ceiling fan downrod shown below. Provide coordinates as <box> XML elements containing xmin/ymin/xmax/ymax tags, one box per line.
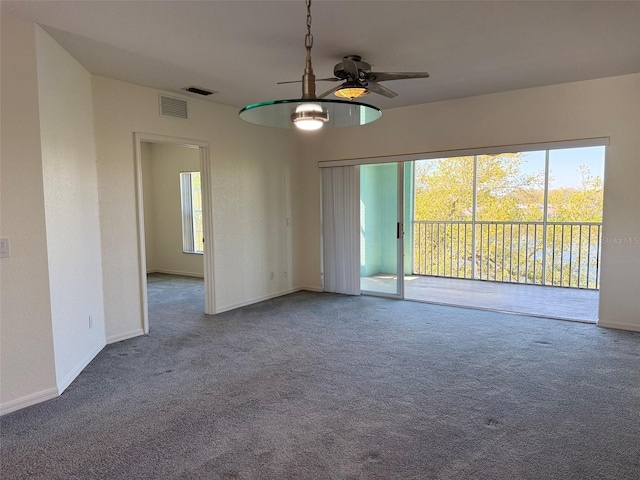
<box><xmin>301</xmin><ymin>0</ymin><xmax>316</xmax><ymax>100</ymax></box>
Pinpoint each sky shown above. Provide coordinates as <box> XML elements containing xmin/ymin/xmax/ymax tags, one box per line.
<box><xmin>521</xmin><ymin>146</ymin><xmax>605</xmax><ymax>189</ymax></box>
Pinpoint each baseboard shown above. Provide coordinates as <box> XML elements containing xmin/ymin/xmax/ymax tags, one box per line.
<box><xmin>107</xmin><ymin>328</ymin><xmax>145</xmax><ymax>344</ymax></box>
<box><xmin>148</xmin><ymin>269</ymin><xmax>204</xmax><ymax>278</ymax></box>
<box><xmin>56</xmin><ymin>340</ymin><xmax>106</xmax><ymax>395</ymax></box>
<box><xmin>215</xmin><ymin>287</ymin><xmax>306</xmax><ymax>314</ymax></box>
<box><xmin>296</xmin><ymin>285</ymin><xmax>323</xmax><ymax>292</ymax></box>
<box><xmin>0</xmin><ymin>387</ymin><xmax>59</xmax><ymax>416</ymax></box>
<box><xmin>597</xmin><ymin>320</ymin><xmax>640</xmax><ymax>333</ymax></box>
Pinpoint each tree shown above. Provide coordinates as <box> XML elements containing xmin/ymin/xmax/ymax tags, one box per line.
<box><xmin>412</xmin><ymin>155</ymin><xmax>603</xmax><ymax>289</ymax></box>
<box><xmin>548</xmin><ymin>166</ymin><xmax>603</xmax><ymax>222</ymax></box>
<box><xmin>414</xmin><ymin>153</ymin><xmax>544</xmax><ymax>222</ymax></box>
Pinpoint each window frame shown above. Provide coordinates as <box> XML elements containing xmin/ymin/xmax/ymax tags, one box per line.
<box><xmin>180</xmin><ymin>171</ymin><xmax>204</xmax><ymax>254</ymax></box>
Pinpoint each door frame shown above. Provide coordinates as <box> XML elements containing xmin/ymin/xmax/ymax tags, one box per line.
<box><xmin>133</xmin><ymin>133</ymin><xmax>215</xmax><ymax>334</ymax></box>
<box><xmin>396</xmin><ymin>162</ymin><xmax>405</xmax><ymax>299</ymax></box>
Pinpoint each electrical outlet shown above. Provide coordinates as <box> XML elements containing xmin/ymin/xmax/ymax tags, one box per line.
<box><xmin>269</xmin><ymin>271</ymin><xmax>274</xmax><ymax>280</ymax></box>
<box><xmin>89</xmin><ymin>315</ymin><xmax>93</xmax><ymax>329</ymax></box>
<box><xmin>284</xmin><ymin>270</ymin><xmax>288</xmax><ymax>277</ymax></box>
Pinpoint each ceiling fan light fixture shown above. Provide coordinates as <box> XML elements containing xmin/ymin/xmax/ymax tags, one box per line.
<box><xmin>334</xmin><ymin>84</ymin><xmax>369</xmax><ymax>99</ymax></box>
<box><xmin>238</xmin><ymin>0</ymin><xmax>381</xmax><ymax>130</ymax></box>
<box><xmin>291</xmin><ymin>103</ymin><xmax>329</xmax><ymax>130</ymax></box>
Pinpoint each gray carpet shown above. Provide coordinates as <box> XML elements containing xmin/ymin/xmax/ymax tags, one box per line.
<box><xmin>1</xmin><ymin>273</ymin><xmax>639</xmax><ymax>479</ymax></box>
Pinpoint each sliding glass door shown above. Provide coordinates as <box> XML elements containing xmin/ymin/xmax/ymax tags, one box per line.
<box><xmin>360</xmin><ymin>163</ymin><xmax>404</xmax><ymax>297</ymax></box>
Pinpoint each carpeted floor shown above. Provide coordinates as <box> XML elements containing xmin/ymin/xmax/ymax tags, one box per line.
<box><xmin>1</xmin><ymin>273</ymin><xmax>639</xmax><ymax>479</ymax></box>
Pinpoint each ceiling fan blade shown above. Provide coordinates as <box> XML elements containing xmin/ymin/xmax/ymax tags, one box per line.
<box><xmin>367</xmin><ymin>72</ymin><xmax>430</xmax><ymax>82</ymax></box>
<box><xmin>277</xmin><ymin>77</ymin><xmax>340</xmax><ymax>85</ymax></box>
<box><xmin>366</xmin><ymin>81</ymin><xmax>398</xmax><ymax>98</ymax></box>
<box><xmin>317</xmin><ymin>84</ymin><xmax>344</xmax><ymax>99</ymax></box>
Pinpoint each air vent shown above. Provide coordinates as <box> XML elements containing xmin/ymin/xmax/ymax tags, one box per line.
<box><xmin>182</xmin><ymin>86</ymin><xmax>216</xmax><ymax>96</ymax></box>
<box><xmin>159</xmin><ymin>95</ymin><xmax>188</xmax><ymax>119</ymax></box>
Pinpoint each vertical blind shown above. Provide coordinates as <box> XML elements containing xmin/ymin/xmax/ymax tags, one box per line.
<box><xmin>180</xmin><ymin>172</ymin><xmax>195</xmax><ymax>253</ymax></box>
<box><xmin>322</xmin><ymin>166</ymin><xmax>361</xmax><ymax>295</ymax></box>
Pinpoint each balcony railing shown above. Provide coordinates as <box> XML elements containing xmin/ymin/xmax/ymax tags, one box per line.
<box><xmin>412</xmin><ymin>221</ymin><xmax>602</xmax><ymax>289</ymax></box>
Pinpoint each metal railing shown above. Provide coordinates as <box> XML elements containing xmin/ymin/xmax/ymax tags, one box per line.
<box><xmin>412</xmin><ymin>221</ymin><xmax>602</xmax><ymax>289</ymax></box>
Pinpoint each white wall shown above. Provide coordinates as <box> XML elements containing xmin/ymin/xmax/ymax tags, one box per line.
<box><xmin>142</xmin><ymin>142</ymin><xmax>203</xmax><ymax>277</ymax></box>
<box><xmin>92</xmin><ymin>76</ymin><xmax>301</xmax><ymax>342</ymax></box>
<box><xmin>35</xmin><ymin>27</ymin><xmax>106</xmax><ymax>393</ymax></box>
<box><xmin>300</xmin><ymin>74</ymin><xmax>640</xmax><ymax>332</ymax></box>
<box><xmin>0</xmin><ymin>12</ymin><xmax>59</xmax><ymax>414</ymax></box>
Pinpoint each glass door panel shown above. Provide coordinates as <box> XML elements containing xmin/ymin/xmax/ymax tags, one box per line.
<box><xmin>360</xmin><ymin>163</ymin><xmax>403</xmax><ymax>297</ymax></box>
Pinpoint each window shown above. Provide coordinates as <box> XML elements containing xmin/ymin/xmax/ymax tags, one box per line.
<box><xmin>412</xmin><ymin>145</ymin><xmax>605</xmax><ymax>288</ymax></box>
<box><xmin>180</xmin><ymin>172</ymin><xmax>204</xmax><ymax>254</ymax></box>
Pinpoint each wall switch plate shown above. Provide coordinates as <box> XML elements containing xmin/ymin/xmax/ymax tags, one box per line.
<box><xmin>0</xmin><ymin>238</ymin><xmax>10</xmax><ymax>258</ymax></box>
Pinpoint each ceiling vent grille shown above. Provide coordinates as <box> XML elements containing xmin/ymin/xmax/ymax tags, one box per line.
<box><xmin>159</xmin><ymin>95</ymin><xmax>188</xmax><ymax>119</ymax></box>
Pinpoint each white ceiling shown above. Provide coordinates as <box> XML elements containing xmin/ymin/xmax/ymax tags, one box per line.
<box><xmin>3</xmin><ymin>0</ymin><xmax>640</xmax><ymax>111</ymax></box>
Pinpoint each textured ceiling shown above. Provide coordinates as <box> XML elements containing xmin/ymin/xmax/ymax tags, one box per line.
<box><xmin>3</xmin><ymin>0</ymin><xmax>640</xmax><ymax>111</ymax></box>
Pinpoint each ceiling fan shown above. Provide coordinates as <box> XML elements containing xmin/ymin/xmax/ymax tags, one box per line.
<box><xmin>278</xmin><ymin>54</ymin><xmax>429</xmax><ymax>99</ymax></box>
<box><xmin>240</xmin><ymin>0</ymin><xmax>385</xmax><ymax>130</ymax></box>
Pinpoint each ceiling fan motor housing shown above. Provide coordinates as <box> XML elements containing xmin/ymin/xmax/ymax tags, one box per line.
<box><xmin>333</xmin><ymin>55</ymin><xmax>371</xmax><ymax>81</ymax></box>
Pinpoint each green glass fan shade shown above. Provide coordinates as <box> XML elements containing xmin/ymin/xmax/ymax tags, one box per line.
<box><xmin>239</xmin><ymin>98</ymin><xmax>382</xmax><ymax>129</ymax></box>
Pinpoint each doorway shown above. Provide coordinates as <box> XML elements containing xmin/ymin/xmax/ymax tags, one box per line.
<box><xmin>356</xmin><ymin>140</ymin><xmax>606</xmax><ymax>322</ymax></box>
<box><xmin>134</xmin><ymin>133</ymin><xmax>215</xmax><ymax>334</ymax></box>
<box><xmin>359</xmin><ymin>162</ymin><xmax>406</xmax><ymax>298</ymax></box>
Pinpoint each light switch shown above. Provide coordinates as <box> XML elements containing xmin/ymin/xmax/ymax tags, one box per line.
<box><xmin>0</xmin><ymin>238</ymin><xmax>10</xmax><ymax>258</ymax></box>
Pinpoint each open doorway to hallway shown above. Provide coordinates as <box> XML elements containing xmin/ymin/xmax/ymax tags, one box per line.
<box><xmin>137</xmin><ymin>137</ymin><xmax>212</xmax><ymax>332</ymax></box>
<box><xmin>141</xmin><ymin>142</ymin><xmax>204</xmax><ymax>279</ymax></box>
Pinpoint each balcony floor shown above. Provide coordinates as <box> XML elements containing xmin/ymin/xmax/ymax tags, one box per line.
<box><xmin>361</xmin><ymin>275</ymin><xmax>599</xmax><ymax>323</ymax></box>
